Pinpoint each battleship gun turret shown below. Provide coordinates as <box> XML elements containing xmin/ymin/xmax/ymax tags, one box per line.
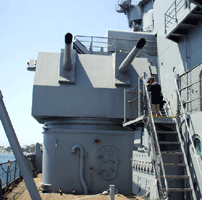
<box><xmin>64</xmin><ymin>33</ymin><xmax>73</xmax><ymax>71</ymax></box>
<box><xmin>29</xmin><ymin>29</ymin><xmax>157</xmax><ymax>195</ymax></box>
<box><xmin>119</xmin><ymin>38</ymin><xmax>146</xmax><ymax>74</ymax></box>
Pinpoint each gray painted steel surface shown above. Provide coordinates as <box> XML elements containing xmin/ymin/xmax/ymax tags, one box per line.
<box><xmin>42</xmin><ymin>120</ymin><xmax>135</xmax><ymax>194</ymax></box>
<box><xmin>27</xmin><ymin>0</ymin><xmax>202</xmax><ymax>198</ymax></box>
<box><xmin>30</xmin><ymin>29</ymin><xmax>157</xmax><ymax>194</ymax></box>
<box><xmin>119</xmin><ymin>38</ymin><xmax>146</xmax><ymax>74</ymax></box>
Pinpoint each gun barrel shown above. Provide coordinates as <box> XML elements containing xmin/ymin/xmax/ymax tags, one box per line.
<box><xmin>64</xmin><ymin>33</ymin><xmax>73</xmax><ymax>71</ymax></box>
<box><xmin>119</xmin><ymin>38</ymin><xmax>146</xmax><ymax>74</ymax></box>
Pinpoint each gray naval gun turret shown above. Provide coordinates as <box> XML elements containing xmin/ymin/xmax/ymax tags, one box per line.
<box><xmin>27</xmin><ymin>29</ymin><xmax>157</xmax><ymax>195</ymax></box>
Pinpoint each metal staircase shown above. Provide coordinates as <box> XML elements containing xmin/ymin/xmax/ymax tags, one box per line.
<box><xmin>145</xmin><ymin>75</ymin><xmax>197</xmax><ymax>199</ymax></box>
<box><xmin>153</xmin><ymin>117</ymin><xmax>196</xmax><ymax>199</ymax></box>
<box><xmin>124</xmin><ymin>76</ymin><xmax>197</xmax><ymax>199</ymax></box>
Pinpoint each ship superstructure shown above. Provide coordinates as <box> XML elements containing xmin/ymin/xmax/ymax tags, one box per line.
<box><xmin>27</xmin><ymin>0</ymin><xmax>202</xmax><ymax>199</ymax></box>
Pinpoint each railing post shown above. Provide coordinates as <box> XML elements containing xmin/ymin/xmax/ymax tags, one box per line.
<box><xmin>13</xmin><ymin>161</ymin><xmax>17</xmax><ymax>187</ymax></box>
<box><xmin>149</xmin><ymin>92</ymin><xmax>152</xmax><ymax>115</ymax></box>
<box><xmin>164</xmin><ymin>13</ymin><xmax>167</xmax><ymax>34</ymax></box>
<box><xmin>138</xmin><ymin>77</ymin><xmax>141</xmax><ymax>117</ymax></box>
<box><xmin>143</xmin><ymin>75</ymin><xmax>146</xmax><ymax>115</ymax></box>
<box><xmin>109</xmin><ymin>185</ymin><xmax>115</xmax><ymax>200</ymax></box>
<box><xmin>6</xmin><ymin>160</ymin><xmax>10</xmax><ymax>192</ymax></box>
<box><xmin>19</xmin><ymin>170</ymin><xmax>22</xmax><ymax>181</ymax></box>
<box><xmin>124</xmin><ymin>89</ymin><xmax>127</xmax><ymax>123</ymax></box>
<box><xmin>115</xmin><ymin>39</ymin><xmax>117</xmax><ymax>52</ymax></box>
<box><xmin>89</xmin><ymin>36</ymin><xmax>93</xmax><ymax>53</ymax></box>
<box><xmin>175</xmin><ymin>0</ymin><xmax>178</xmax><ymax>22</ymax></box>
<box><xmin>186</xmin><ymin>0</ymin><xmax>190</xmax><ymax>8</ymax></box>
<box><xmin>0</xmin><ymin>178</ymin><xmax>2</xmax><ymax>200</ymax></box>
<box><xmin>176</xmin><ymin>74</ymin><xmax>180</xmax><ymax>116</ymax></box>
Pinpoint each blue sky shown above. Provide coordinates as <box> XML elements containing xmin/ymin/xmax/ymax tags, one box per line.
<box><xmin>0</xmin><ymin>0</ymin><xmax>131</xmax><ymax>148</ymax></box>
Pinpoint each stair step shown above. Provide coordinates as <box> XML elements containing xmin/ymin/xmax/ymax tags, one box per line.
<box><xmin>163</xmin><ymin>188</ymin><xmax>192</xmax><ymax>192</ymax></box>
<box><xmin>157</xmin><ymin>131</ymin><xmax>177</xmax><ymax>134</ymax></box>
<box><xmin>161</xmin><ymin>151</ymin><xmax>183</xmax><ymax>155</ymax></box>
<box><xmin>154</xmin><ymin>120</ymin><xmax>175</xmax><ymax>125</ymax></box>
<box><xmin>161</xmin><ymin>175</ymin><xmax>189</xmax><ymax>179</ymax></box>
<box><xmin>159</xmin><ymin>142</ymin><xmax>180</xmax><ymax>145</ymax></box>
<box><xmin>164</xmin><ymin>163</ymin><xmax>186</xmax><ymax>167</ymax></box>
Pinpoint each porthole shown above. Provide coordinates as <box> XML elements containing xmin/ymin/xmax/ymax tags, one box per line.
<box><xmin>193</xmin><ymin>135</ymin><xmax>202</xmax><ymax>156</ymax></box>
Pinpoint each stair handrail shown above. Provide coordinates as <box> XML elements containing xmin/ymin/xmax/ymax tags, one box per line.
<box><xmin>142</xmin><ymin>77</ymin><xmax>168</xmax><ymax>199</ymax></box>
<box><xmin>161</xmin><ymin>74</ymin><xmax>198</xmax><ymax>199</ymax></box>
<box><xmin>174</xmin><ymin>73</ymin><xmax>202</xmax><ymax>175</ymax></box>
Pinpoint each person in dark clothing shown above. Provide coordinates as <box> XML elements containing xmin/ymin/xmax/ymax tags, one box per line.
<box><xmin>147</xmin><ymin>77</ymin><xmax>162</xmax><ymax>116</ymax></box>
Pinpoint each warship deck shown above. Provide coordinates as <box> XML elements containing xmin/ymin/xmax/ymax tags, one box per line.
<box><xmin>4</xmin><ymin>174</ymin><xmax>144</xmax><ymax>200</ymax></box>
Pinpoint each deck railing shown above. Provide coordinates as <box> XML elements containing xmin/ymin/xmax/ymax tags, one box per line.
<box><xmin>124</xmin><ymin>77</ymin><xmax>147</xmax><ymax>122</ymax></box>
<box><xmin>0</xmin><ymin>154</ymin><xmax>36</xmax><ymax>198</ymax></box>
<box><xmin>179</xmin><ymin>62</ymin><xmax>202</xmax><ymax>114</ymax></box>
<box><xmin>74</xmin><ymin>35</ymin><xmax>157</xmax><ymax>56</ymax></box>
<box><xmin>0</xmin><ymin>160</ymin><xmax>21</xmax><ymax>191</ymax></box>
<box><xmin>165</xmin><ymin>0</ymin><xmax>190</xmax><ymax>34</ymax></box>
<box><xmin>175</xmin><ymin>71</ymin><xmax>202</xmax><ymax>172</ymax></box>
